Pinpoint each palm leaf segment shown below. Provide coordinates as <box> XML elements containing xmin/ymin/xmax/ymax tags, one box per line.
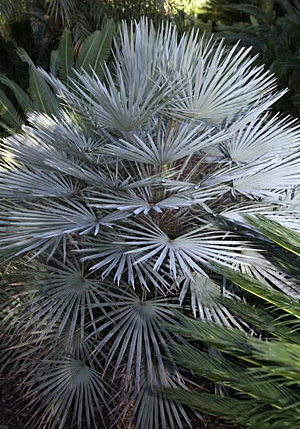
<box><xmin>2</xmin><ymin>18</ymin><xmax>300</xmax><ymax>428</ymax></box>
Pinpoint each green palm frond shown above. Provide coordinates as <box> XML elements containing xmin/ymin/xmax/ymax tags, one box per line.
<box><xmin>17</xmin><ymin>47</ymin><xmax>60</xmax><ymax>115</ymax></box>
<box><xmin>0</xmin><ymin>74</ymin><xmax>33</xmax><ymax>113</ymax></box>
<box><xmin>50</xmin><ymin>49</ymin><xmax>59</xmax><ymax>76</ymax></box>
<box><xmin>0</xmin><ymin>0</ymin><xmax>21</xmax><ymax>21</ymax></box>
<box><xmin>28</xmin><ymin>65</ymin><xmax>59</xmax><ymax>115</ymax></box>
<box><xmin>0</xmin><ymin>23</ymin><xmax>114</xmax><ymax>133</ymax></box>
<box><xmin>169</xmin><ymin>343</ymin><xmax>295</xmax><ymax>408</ymax></box>
<box><xmin>75</xmin><ymin>19</ymin><xmax>114</xmax><ymax>79</ymax></box>
<box><xmin>163</xmin><ymin>311</ymin><xmax>300</xmax><ymax>425</ymax></box>
<box><xmin>210</xmin><ymin>264</ymin><xmax>300</xmax><ymax>318</ymax></box>
<box><xmin>57</xmin><ymin>27</ymin><xmax>74</xmax><ymax>84</ymax></box>
<box><xmin>161</xmin><ymin>389</ymin><xmax>262</xmax><ymax>427</ymax></box>
<box><xmin>0</xmin><ymin>88</ymin><xmax>22</xmax><ymax>130</ymax></box>
<box><xmin>218</xmin><ymin>296</ymin><xmax>300</xmax><ymax>343</ymax></box>
<box><xmin>245</xmin><ymin>214</ymin><xmax>300</xmax><ymax>256</ymax></box>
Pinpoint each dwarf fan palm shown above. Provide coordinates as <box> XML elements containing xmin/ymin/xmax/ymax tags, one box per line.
<box><xmin>2</xmin><ymin>18</ymin><xmax>300</xmax><ymax>428</ymax></box>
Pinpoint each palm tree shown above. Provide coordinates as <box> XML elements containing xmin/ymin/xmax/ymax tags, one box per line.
<box><xmin>2</xmin><ymin>18</ymin><xmax>300</xmax><ymax>428</ymax></box>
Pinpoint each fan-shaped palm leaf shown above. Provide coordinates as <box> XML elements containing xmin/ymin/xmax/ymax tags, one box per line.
<box><xmin>47</xmin><ymin>0</ymin><xmax>76</xmax><ymax>24</ymax></box>
<box><xmin>103</xmin><ymin>120</ymin><xmax>226</xmax><ymax>165</ymax></box>
<box><xmin>114</xmin><ymin>219</ymin><xmax>258</xmax><ymax>277</ymax></box>
<box><xmin>57</xmin><ymin>27</ymin><xmax>74</xmax><ymax>84</ymax></box>
<box><xmin>17</xmin><ymin>258</ymin><xmax>113</xmax><ymax>340</ymax></box>
<box><xmin>125</xmin><ymin>362</ymin><xmax>192</xmax><ymax>429</ymax></box>
<box><xmin>220</xmin><ymin>112</ymin><xmax>300</xmax><ymax>164</ymax></box>
<box><xmin>179</xmin><ymin>273</ymin><xmax>246</xmax><ymax>328</ymax></box>
<box><xmin>88</xmin><ymin>183</ymin><xmax>227</xmax><ymax>214</ymax></box>
<box><xmin>43</xmin><ymin>66</ymin><xmax>181</xmax><ymax>132</ymax></box>
<box><xmin>0</xmin><ymin>167</ymin><xmax>79</xmax><ymax>199</ymax></box>
<box><xmin>0</xmin><ymin>200</ymin><xmax>113</xmax><ymax>260</ymax></box>
<box><xmin>27</xmin><ymin>357</ymin><xmax>109</xmax><ymax>429</ymax></box>
<box><xmin>89</xmin><ymin>288</ymin><xmax>182</xmax><ymax>388</ymax></box>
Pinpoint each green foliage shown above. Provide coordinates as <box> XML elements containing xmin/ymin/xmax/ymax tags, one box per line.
<box><xmin>0</xmin><ymin>0</ymin><xmax>166</xmax><ymax>108</ymax></box>
<box><xmin>0</xmin><ymin>89</ymin><xmax>22</xmax><ymax>130</ymax></box>
<box><xmin>0</xmin><ymin>74</ymin><xmax>34</xmax><ymax>112</ymax></box>
<box><xmin>0</xmin><ymin>23</ymin><xmax>114</xmax><ymax>132</ymax></box>
<box><xmin>57</xmin><ymin>28</ymin><xmax>74</xmax><ymax>83</ymax></box>
<box><xmin>75</xmin><ymin>20</ymin><xmax>114</xmax><ymax>79</ymax></box>
<box><xmin>0</xmin><ymin>0</ymin><xmax>167</xmax><ymax>43</ymax></box>
<box><xmin>163</xmin><ymin>216</ymin><xmax>300</xmax><ymax>427</ymax></box>
<box><xmin>204</xmin><ymin>0</ymin><xmax>262</xmax><ymax>25</ymax></box>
